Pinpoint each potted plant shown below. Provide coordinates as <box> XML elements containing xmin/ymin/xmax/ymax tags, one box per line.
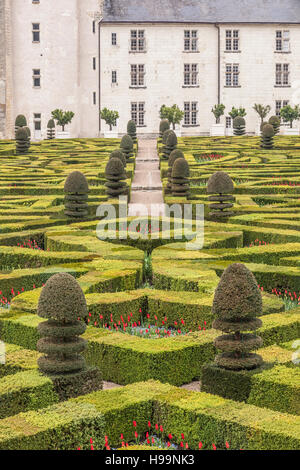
<box><xmin>210</xmin><ymin>104</ymin><xmax>225</xmax><ymax>136</ymax></box>
<box><xmin>253</xmin><ymin>104</ymin><xmax>271</xmax><ymax>135</ymax></box>
<box><xmin>100</xmin><ymin>108</ymin><xmax>119</xmax><ymax>138</ymax></box>
<box><xmin>160</xmin><ymin>105</ymin><xmax>184</xmax><ymax>137</ymax></box>
<box><xmin>51</xmin><ymin>109</ymin><xmax>75</xmax><ymax>139</ymax></box>
<box><xmin>280</xmin><ymin>105</ymin><xmax>300</xmax><ymax>135</ymax></box>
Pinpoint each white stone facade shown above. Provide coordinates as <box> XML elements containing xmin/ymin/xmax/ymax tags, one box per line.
<box><xmin>0</xmin><ymin>0</ymin><xmax>300</xmax><ymax>139</ymax></box>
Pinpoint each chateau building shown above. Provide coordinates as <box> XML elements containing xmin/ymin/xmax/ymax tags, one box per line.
<box><xmin>0</xmin><ymin>0</ymin><xmax>300</xmax><ymax>139</ymax></box>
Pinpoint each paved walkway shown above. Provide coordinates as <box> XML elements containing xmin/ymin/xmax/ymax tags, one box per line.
<box><xmin>128</xmin><ymin>139</ymin><xmax>165</xmax><ymax>217</ymax></box>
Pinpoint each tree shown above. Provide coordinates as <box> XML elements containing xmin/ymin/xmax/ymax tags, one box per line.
<box><xmin>280</xmin><ymin>105</ymin><xmax>300</xmax><ymax>128</ymax></box>
<box><xmin>51</xmin><ymin>109</ymin><xmax>75</xmax><ymax>131</ymax></box>
<box><xmin>160</xmin><ymin>104</ymin><xmax>184</xmax><ymax>130</ymax></box>
<box><xmin>229</xmin><ymin>107</ymin><xmax>247</xmax><ymax>120</ymax></box>
<box><xmin>253</xmin><ymin>104</ymin><xmax>271</xmax><ymax>124</ymax></box>
<box><xmin>211</xmin><ymin>104</ymin><xmax>225</xmax><ymax>124</ymax></box>
<box><xmin>100</xmin><ymin>108</ymin><xmax>119</xmax><ymax>131</ymax></box>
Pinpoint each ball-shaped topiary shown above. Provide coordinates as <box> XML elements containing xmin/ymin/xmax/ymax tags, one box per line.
<box><xmin>15</xmin><ymin>127</ymin><xmax>29</xmax><ymax>154</ymax></box>
<box><xmin>212</xmin><ymin>263</ymin><xmax>263</xmax><ymax>371</ymax></box>
<box><xmin>105</xmin><ymin>157</ymin><xmax>128</xmax><ymax>198</ymax></box>
<box><xmin>47</xmin><ymin>119</ymin><xmax>56</xmax><ymax>140</ymax></box>
<box><xmin>162</xmin><ymin>130</ymin><xmax>177</xmax><ymax>160</ymax></box>
<box><xmin>207</xmin><ymin>172</ymin><xmax>234</xmax><ymax>219</ymax></box>
<box><xmin>37</xmin><ymin>273</ymin><xmax>88</xmax><ymax>375</ymax></box>
<box><xmin>120</xmin><ymin>134</ymin><xmax>134</xmax><ymax>161</ymax></box>
<box><xmin>64</xmin><ymin>171</ymin><xmax>89</xmax><ymax>219</ymax></box>
<box><xmin>110</xmin><ymin>149</ymin><xmax>127</xmax><ymax>168</ymax></box>
<box><xmin>15</xmin><ymin>114</ymin><xmax>27</xmax><ymax>131</ymax></box>
<box><xmin>167</xmin><ymin>149</ymin><xmax>185</xmax><ymax>192</ymax></box>
<box><xmin>233</xmin><ymin>116</ymin><xmax>246</xmax><ymax>136</ymax></box>
<box><xmin>261</xmin><ymin>123</ymin><xmax>275</xmax><ymax>149</ymax></box>
<box><xmin>127</xmin><ymin>120</ymin><xmax>137</xmax><ymax>143</ymax></box>
<box><xmin>171</xmin><ymin>157</ymin><xmax>190</xmax><ymax>197</ymax></box>
<box><xmin>268</xmin><ymin>115</ymin><xmax>280</xmax><ymax>135</ymax></box>
<box><xmin>159</xmin><ymin>119</ymin><xmax>170</xmax><ymax>138</ymax></box>
<box><xmin>162</xmin><ymin>129</ymin><xmax>173</xmax><ymax>145</ymax></box>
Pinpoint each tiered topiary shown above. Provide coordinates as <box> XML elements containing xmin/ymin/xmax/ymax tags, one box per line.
<box><xmin>47</xmin><ymin>119</ymin><xmax>56</xmax><ymax>139</ymax></box>
<box><xmin>260</xmin><ymin>121</ymin><xmax>269</xmax><ymax>133</ymax></box>
<box><xmin>127</xmin><ymin>120</ymin><xmax>137</xmax><ymax>143</ymax></box>
<box><xmin>105</xmin><ymin>157</ymin><xmax>128</xmax><ymax>198</ymax></box>
<box><xmin>64</xmin><ymin>171</ymin><xmax>89</xmax><ymax>219</ymax></box>
<box><xmin>167</xmin><ymin>149</ymin><xmax>185</xmax><ymax>192</ymax></box>
<box><xmin>159</xmin><ymin>119</ymin><xmax>170</xmax><ymax>139</ymax></box>
<box><xmin>171</xmin><ymin>157</ymin><xmax>190</xmax><ymax>198</ymax></box>
<box><xmin>120</xmin><ymin>134</ymin><xmax>134</xmax><ymax>162</ymax></box>
<box><xmin>269</xmin><ymin>115</ymin><xmax>281</xmax><ymax>135</ymax></box>
<box><xmin>15</xmin><ymin>115</ymin><xmax>27</xmax><ymax>137</ymax></box>
<box><xmin>162</xmin><ymin>130</ymin><xmax>177</xmax><ymax>160</ymax></box>
<box><xmin>207</xmin><ymin>172</ymin><xmax>234</xmax><ymax>219</ymax></box>
<box><xmin>110</xmin><ymin>149</ymin><xmax>127</xmax><ymax>168</ymax></box>
<box><xmin>15</xmin><ymin>127</ymin><xmax>29</xmax><ymax>154</ymax></box>
<box><xmin>233</xmin><ymin>116</ymin><xmax>246</xmax><ymax>136</ymax></box>
<box><xmin>23</xmin><ymin>126</ymin><xmax>31</xmax><ymax>150</ymax></box>
<box><xmin>261</xmin><ymin>123</ymin><xmax>275</xmax><ymax>149</ymax></box>
<box><xmin>212</xmin><ymin>263</ymin><xmax>263</xmax><ymax>370</ymax></box>
<box><xmin>37</xmin><ymin>273</ymin><xmax>102</xmax><ymax>399</ymax></box>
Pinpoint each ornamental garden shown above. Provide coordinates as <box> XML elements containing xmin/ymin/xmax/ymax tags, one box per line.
<box><xmin>0</xmin><ymin>115</ymin><xmax>299</xmax><ymax>451</ymax></box>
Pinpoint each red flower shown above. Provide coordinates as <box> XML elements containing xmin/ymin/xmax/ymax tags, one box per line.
<box><xmin>212</xmin><ymin>443</ymin><xmax>216</xmax><ymax>450</ymax></box>
<box><xmin>181</xmin><ymin>433</ymin><xmax>185</xmax><ymax>440</ymax></box>
<box><xmin>133</xmin><ymin>420</ymin><xmax>137</xmax><ymax>427</ymax></box>
<box><xmin>168</xmin><ymin>433</ymin><xmax>173</xmax><ymax>440</ymax></box>
<box><xmin>148</xmin><ymin>421</ymin><xmax>151</xmax><ymax>428</ymax></box>
<box><xmin>199</xmin><ymin>441</ymin><xmax>203</xmax><ymax>449</ymax></box>
<box><xmin>225</xmin><ymin>441</ymin><xmax>230</xmax><ymax>449</ymax></box>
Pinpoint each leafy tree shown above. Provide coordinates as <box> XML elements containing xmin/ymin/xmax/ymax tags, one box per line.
<box><xmin>253</xmin><ymin>104</ymin><xmax>271</xmax><ymax>124</ymax></box>
<box><xmin>160</xmin><ymin>105</ymin><xmax>184</xmax><ymax>130</ymax></box>
<box><xmin>100</xmin><ymin>108</ymin><xmax>119</xmax><ymax>131</ymax></box>
<box><xmin>51</xmin><ymin>109</ymin><xmax>75</xmax><ymax>131</ymax></box>
<box><xmin>211</xmin><ymin>104</ymin><xmax>225</xmax><ymax>124</ymax></box>
<box><xmin>280</xmin><ymin>105</ymin><xmax>300</xmax><ymax>128</ymax></box>
<box><xmin>229</xmin><ymin>107</ymin><xmax>247</xmax><ymax>120</ymax></box>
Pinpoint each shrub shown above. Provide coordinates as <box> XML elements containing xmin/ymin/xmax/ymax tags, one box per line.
<box><xmin>162</xmin><ymin>130</ymin><xmax>177</xmax><ymax>161</ymax></box>
<box><xmin>110</xmin><ymin>149</ymin><xmax>126</xmax><ymax>168</ymax></box>
<box><xmin>159</xmin><ymin>120</ymin><xmax>170</xmax><ymax>138</ymax></box>
<box><xmin>268</xmin><ymin>115</ymin><xmax>281</xmax><ymax>135</ymax></box>
<box><xmin>171</xmin><ymin>158</ymin><xmax>190</xmax><ymax>198</ymax></box>
<box><xmin>212</xmin><ymin>263</ymin><xmax>263</xmax><ymax>370</ymax></box>
<box><xmin>64</xmin><ymin>171</ymin><xmax>89</xmax><ymax>219</ymax></box>
<box><xmin>261</xmin><ymin>124</ymin><xmax>275</xmax><ymax>149</ymax></box>
<box><xmin>233</xmin><ymin>116</ymin><xmax>246</xmax><ymax>136</ymax></box>
<box><xmin>15</xmin><ymin>115</ymin><xmax>27</xmax><ymax>137</ymax></box>
<box><xmin>51</xmin><ymin>109</ymin><xmax>75</xmax><ymax>132</ymax></box>
<box><xmin>15</xmin><ymin>128</ymin><xmax>29</xmax><ymax>154</ymax></box>
<box><xmin>47</xmin><ymin>119</ymin><xmax>56</xmax><ymax>140</ymax></box>
<box><xmin>167</xmin><ymin>149</ymin><xmax>185</xmax><ymax>192</ymax></box>
<box><xmin>207</xmin><ymin>172</ymin><xmax>234</xmax><ymax>219</ymax></box>
<box><xmin>229</xmin><ymin>107</ymin><xmax>247</xmax><ymax>120</ymax></box>
<box><xmin>127</xmin><ymin>120</ymin><xmax>137</xmax><ymax>143</ymax></box>
<box><xmin>280</xmin><ymin>105</ymin><xmax>300</xmax><ymax>128</ymax></box>
<box><xmin>212</xmin><ymin>104</ymin><xmax>225</xmax><ymax>124</ymax></box>
<box><xmin>23</xmin><ymin>126</ymin><xmax>31</xmax><ymax>150</ymax></box>
<box><xmin>160</xmin><ymin>105</ymin><xmax>184</xmax><ymax>130</ymax></box>
<box><xmin>105</xmin><ymin>157</ymin><xmax>128</xmax><ymax>198</ymax></box>
<box><xmin>120</xmin><ymin>134</ymin><xmax>134</xmax><ymax>161</ymax></box>
<box><xmin>100</xmin><ymin>108</ymin><xmax>119</xmax><ymax>131</ymax></box>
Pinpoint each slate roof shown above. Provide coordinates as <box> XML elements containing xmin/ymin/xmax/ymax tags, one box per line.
<box><xmin>102</xmin><ymin>0</ymin><xmax>300</xmax><ymax>23</ymax></box>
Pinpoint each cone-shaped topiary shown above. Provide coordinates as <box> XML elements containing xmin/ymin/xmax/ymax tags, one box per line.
<box><xmin>268</xmin><ymin>115</ymin><xmax>280</xmax><ymax>135</ymax></box>
<box><xmin>64</xmin><ymin>171</ymin><xmax>89</xmax><ymax>219</ymax></box>
<box><xmin>23</xmin><ymin>126</ymin><xmax>31</xmax><ymax>150</ymax></box>
<box><xmin>207</xmin><ymin>172</ymin><xmax>234</xmax><ymax>219</ymax></box>
<box><xmin>171</xmin><ymin>157</ymin><xmax>190</xmax><ymax>197</ymax></box>
<box><xmin>159</xmin><ymin>119</ymin><xmax>170</xmax><ymax>139</ymax></box>
<box><xmin>110</xmin><ymin>149</ymin><xmax>127</xmax><ymax>168</ymax></box>
<box><xmin>105</xmin><ymin>157</ymin><xmax>128</xmax><ymax>198</ymax></box>
<box><xmin>37</xmin><ymin>273</ymin><xmax>88</xmax><ymax>375</ymax></box>
<box><xmin>120</xmin><ymin>134</ymin><xmax>134</xmax><ymax>161</ymax></box>
<box><xmin>162</xmin><ymin>130</ymin><xmax>177</xmax><ymax>160</ymax></box>
<box><xmin>212</xmin><ymin>263</ymin><xmax>263</xmax><ymax>371</ymax></box>
<box><xmin>261</xmin><ymin>123</ymin><xmax>275</xmax><ymax>149</ymax></box>
<box><xmin>167</xmin><ymin>149</ymin><xmax>185</xmax><ymax>192</ymax></box>
<box><xmin>15</xmin><ymin>115</ymin><xmax>27</xmax><ymax>137</ymax></box>
<box><xmin>127</xmin><ymin>120</ymin><xmax>137</xmax><ymax>143</ymax></box>
<box><xmin>47</xmin><ymin>119</ymin><xmax>56</xmax><ymax>139</ymax></box>
<box><xmin>233</xmin><ymin>116</ymin><xmax>246</xmax><ymax>136</ymax></box>
<box><xmin>15</xmin><ymin>127</ymin><xmax>29</xmax><ymax>154</ymax></box>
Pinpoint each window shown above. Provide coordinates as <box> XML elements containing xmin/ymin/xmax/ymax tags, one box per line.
<box><xmin>184</xmin><ymin>64</ymin><xmax>198</xmax><ymax>86</ymax></box>
<box><xmin>225</xmin><ymin>30</ymin><xmax>239</xmax><ymax>51</ymax></box>
<box><xmin>276</xmin><ymin>63</ymin><xmax>290</xmax><ymax>85</ymax></box>
<box><xmin>34</xmin><ymin>113</ymin><xmax>41</xmax><ymax>131</ymax></box>
<box><xmin>112</xmin><ymin>70</ymin><xmax>117</xmax><ymax>84</ymax></box>
<box><xmin>184</xmin><ymin>102</ymin><xmax>198</xmax><ymax>126</ymax></box>
<box><xmin>276</xmin><ymin>100</ymin><xmax>289</xmax><ymax>118</ymax></box>
<box><xmin>276</xmin><ymin>31</ymin><xmax>290</xmax><ymax>52</ymax></box>
<box><xmin>130</xmin><ymin>64</ymin><xmax>145</xmax><ymax>87</ymax></box>
<box><xmin>131</xmin><ymin>102</ymin><xmax>145</xmax><ymax>126</ymax></box>
<box><xmin>184</xmin><ymin>30</ymin><xmax>198</xmax><ymax>51</ymax></box>
<box><xmin>33</xmin><ymin>69</ymin><xmax>41</xmax><ymax>87</ymax></box>
<box><xmin>93</xmin><ymin>57</ymin><xmax>96</xmax><ymax>70</ymax></box>
<box><xmin>112</xmin><ymin>33</ymin><xmax>117</xmax><ymax>45</ymax></box>
<box><xmin>226</xmin><ymin>116</ymin><xmax>233</xmax><ymax>128</ymax></box>
<box><xmin>130</xmin><ymin>30</ymin><xmax>146</xmax><ymax>52</ymax></box>
<box><xmin>93</xmin><ymin>92</ymin><xmax>96</xmax><ymax>105</ymax></box>
<box><xmin>226</xmin><ymin>64</ymin><xmax>239</xmax><ymax>86</ymax></box>
<box><xmin>92</xmin><ymin>21</ymin><xmax>96</xmax><ymax>34</ymax></box>
<box><xmin>32</xmin><ymin>23</ymin><xmax>40</xmax><ymax>43</ymax></box>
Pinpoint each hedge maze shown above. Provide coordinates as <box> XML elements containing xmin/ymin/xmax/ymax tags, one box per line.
<box><xmin>0</xmin><ymin>135</ymin><xmax>299</xmax><ymax>450</ymax></box>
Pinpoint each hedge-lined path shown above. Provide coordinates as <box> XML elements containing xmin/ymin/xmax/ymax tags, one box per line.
<box><xmin>128</xmin><ymin>139</ymin><xmax>164</xmax><ymax>217</ymax></box>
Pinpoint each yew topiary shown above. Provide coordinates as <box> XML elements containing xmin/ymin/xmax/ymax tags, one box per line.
<box><xmin>15</xmin><ymin>115</ymin><xmax>27</xmax><ymax>137</ymax></box>
<box><xmin>64</xmin><ymin>171</ymin><xmax>89</xmax><ymax>219</ymax></box>
<box><xmin>47</xmin><ymin>119</ymin><xmax>56</xmax><ymax>139</ymax></box>
<box><xmin>268</xmin><ymin>115</ymin><xmax>280</xmax><ymax>135</ymax></box>
<box><xmin>110</xmin><ymin>149</ymin><xmax>126</xmax><ymax>168</ymax></box>
<box><xmin>171</xmin><ymin>157</ymin><xmax>190</xmax><ymax>197</ymax></box>
<box><xmin>162</xmin><ymin>130</ymin><xmax>177</xmax><ymax>160</ymax></box>
<box><xmin>105</xmin><ymin>157</ymin><xmax>128</xmax><ymax>198</ymax></box>
<box><xmin>261</xmin><ymin>123</ymin><xmax>275</xmax><ymax>149</ymax></box>
<box><xmin>207</xmin><ymin>171</ymin><xmax>234</xmax><ymax>218</ymax></box>
<box><xmin>23</xmin><ymin>126</ymin><xmax>31</xmax><ymax>150</ymax></box>
<box><xmin>120</xmin><ymin>134</ymin><xmax>134</xmax><ymax>161</ymax></box>
<box><xmin>233</xmin><ymin>116</ymin><xmax>246</xmax><ymax>136</ymax></box>
<box><xmin>159</xmin><ymin>119</ymin><xmax>170</xmax><ymax>139</ymax></box>
<box><xmin>127</xmin><ymin>120</ymin><xmax>137</xmax><ymax>143</ymax></box>
<box><xmin>212</xmin><ymin>263</ymin><xmax>263</xmax><ymax>371</ymax></box>
<box><xmin>15</xmin><ymin>127</ymin><xmax>29</xmax><ymax>154</ymax></box>
<box><xmin>167</xmin><ymin>149</ymin><xmax>185</xmax><ymax>191</ymax></box>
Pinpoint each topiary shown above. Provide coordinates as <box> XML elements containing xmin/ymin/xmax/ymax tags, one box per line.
<box><xmin>15</xmin><ymin>115</ymin><xmax>27</xmax><ymax>137</ymax></box>
<box><xmin>109</xmin><ymin>149</ymin><xmax>127</xmax><ymax>168</ymax></box>
<box><xmin>159</xmin><ymin>119</ymin><xmax>170</xmax><ymax>139</ymax></box>
<box><xmin>233</xmin><ymin>116</ymin><xmax>246</xmax><ymax>136</ymax></box>
<box><xmin>120</xmin><ymin>134</ymin><xmax>134</xmax><ymax>161</ymax></box>
<box><xmin>37</xmin><ymin>273</ymin><xmax>88</xmax><ymax>376</ymax></box>
<box><xmin>167</xmin><ymin>149</ymin><xmax>185</xmax><ymax>192</ymax></box>
<box><xmin>47</xmin><ymin>119</ymin><xmax>56</xmax><ymax>139</ymax></box>
<box><xmin>162</xmin><ymin>130</ymin><xmax>177</xmax><ymax>160</ymax></box>
<box><xmin>64</xmin><ymin>171</ymin><xmax>89</xmax><ymax>219</ymax></box>
<box><xmin>260</xmin><ymin>121</ymin><xmax>268</xmax><ymax>132</ymax></box>
<box><xmin>105</xmin><ymin>157</ymin><xmax>128</xmax><ymax>198</ymax></box>
<box><xmin>15</xmin><ymin>127</ymin><xmax>29</xmax><ymax>154</ymax></box>
<box><xmin>127</xmin><ymin>120</ymin><xmax>137</xmax><ymax>143</ymax></box>
<box><xmin>171</xmin><ymin>157</ymin><xmax>190</xmax><ymax>198</ymax></box>
<box><xmin>212</xmin><ymin>263</ymin><xmax>263</xmax><ymax>371</ymax></box>
<box><xmin>23</xmin><ymin>126</ymin><xmax>31</xmax><ymax>150</ymax></box>
<box><xmin>268</xmin><ymin>115</ymin><xmax>280</xmax><ymax>135</ymax></box>
<box><xmin>261</xmin><ymin>123</ymin><xmax>275</xmax><ymax>149</ymax></box>
<box><xmin>207</xmin><ymin>172</ymin><xmax>234</xmax><ymax>219</ymax></box>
